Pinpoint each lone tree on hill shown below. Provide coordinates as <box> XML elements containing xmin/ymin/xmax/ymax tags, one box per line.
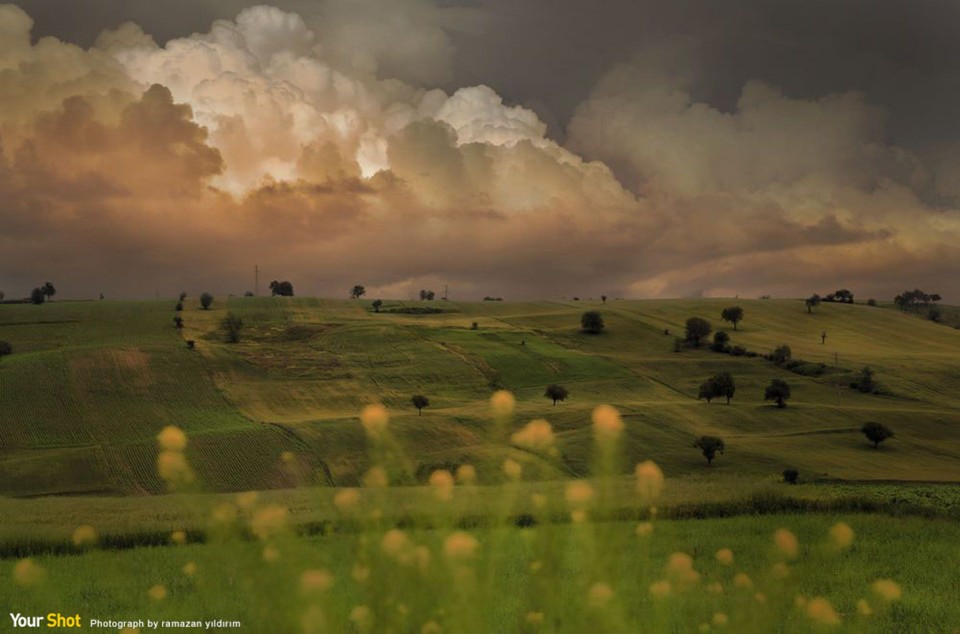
<box><xmin>601</xmin><ymin>295</ymin><xmax>607</xmax><ymax>304</ymax></box>
<box><xmin>351</xmin><ymin>285</ymin><xmax>366</xmax><ymax>299</ymax></box>
<box><xmin>200</xmin><ymin>292</ymin><xmax>214</xmax><ymax>310</ymax></box>
<box><xmin>544</xmin><ymin>384</ymin><xmax>569</xmax><ymax>406</ymax></box>
<box><xmin>581</xmin><ymin>310</ymin><xmax>605</xmax><ymax>334</ymax></box>
<box><xmin>269</xmin><ymin>280</ymin><xmax>294</xmax><ymax>296</ymax></box>
<box><xmin>694</xmin><ymin>435</ymin><xmax>725</xmax><ymax>465</ymax></box>
<box><xmin>861</xmin><ymin>422</ymin><xmax>894</xmax><ymax>449</ymax></box>
<box><xmin>411</xmin><ymin>394</ymin><xmax>430</xmax><ymax>415</ymax></box>
<box><xmin>42</xmin><ymin>282</ymin><xmax>56</xmax><ymax>301</ymax></box>
<box><xmin>764</xmin><ymin>378</ymin><xmax>792</xmax><ymax>408</ymax></box>
<box><xmin>711</xmin><ymin>331</ymin><xmax>730</xmax><ymax>352</ymax></box>
<box><xmin>721</xmin><ymin>306</ymin><xmax>744</xmax><ymax>330</ymax></box>
<box><xmin>805</xmin><ymin>294</ymin><xmax>821</xmax><ymax>313</ymax></box>
<box><xmin>30</xmin><ymin>287</ymin><xmax>45</xmax><ymax>305</ymax></box>
<box><xmin>685</xmin><ymin>317</ymin><xmax>712</xmax><ymax>347</ymax></box>
<box><xmin>222</xmin><ymin>312</ymin><xmax>244</xmax><ymax>343</ymax></box>
<box><xmin>0</xmin><ymin>340</ymin><xmax>12</xmax><ymax>359</ymax></box>
<box><xmin>372</xmin><ymin>299</ymin><xmax>383</xmax><ymax>313</ymax></box>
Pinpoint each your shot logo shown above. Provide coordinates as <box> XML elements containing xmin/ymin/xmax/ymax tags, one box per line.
<box><xmin>10</xmin><ymin>613</ymin><xmax>82</xmax><ymax>628</ymax></box>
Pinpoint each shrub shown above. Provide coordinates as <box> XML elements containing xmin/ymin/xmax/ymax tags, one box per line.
<box><xmin>222</xmin><ymin>313</ymin><xmax>244</xmax><ymax>343</ymax></box>
<box><xmin>200</xmin><ymin>292</ymin><xmax>214</xmax><ymax>310</ymax></box>
<box><xmin>783</xmin><ymin>469</ymin><xmax>799</xmax><ymax>485</ymax></box>
<box><xmin>729</xmin><ymin>345</ymin><xmax>747</xmax><ymax>357</ymax></box>
<box><xmin>581</xmin><ymin>311</ymin><xmax>604</xmax><ymax>334</ymax></box>
<box><xmin>711</xmin><ymin>331</ymin><xmax>730</xmax><ymax>352</ymax></box>
<box><xmin>764</xmin><ymin>378</ymin><xmax>791</xmax><ymax>408</ymax></box>
<box><xmin>850</xmin><ymin>366</ymin><xmax>877</xmax><ymax>393</ymax></box>
<box><xmin>867</xmin><ymin>298</ymin><xmax>877</xmax><ymax>307</ymax></box>
<box><xmin>175</xmin><ymin>302</ymin><xmax>183</xmax><ymax>312</ymax></box>
<box><xmin>470</xmin><ymin>321</ymin><xmax>479</xmax><ymax>330</ymax></box>
<box><xmin>411</xmin><ymin>394</ymin><xmax>430</xmax><ymax>415</ymax></box>
<box><xmin>0</xmin><ymin>340</ymin><xmax>11</xmax><ymax>358</ymax></box>
<box><xmin>544</xmin><ymin>384</ymin><xmax>569</xmax><ymax>406</ymax></box>
<box><xmin>768</xmin><ymin>344</ymin><xmax>792</xmax><ymax>365</ymax></box>
<box><xmin>861</xmin><ymin>422</ymin><xmax>894</xmax><ymax>449</ymax></box>
<box><xmin>173</xmin><ymin>316</ymin><xmax>184</xmax><ymax>329</ymax></box>
<box><xmin>694</xmin><ymin>436</ymin><xmax>725</xmax><ymax>465</ymax></box>
<box><xmin>186</xmin><ymin>340</ymin><xmax>196</xmax><ymax>350</ymax></box>
<box><xmin>684</xmin><ymin>317</ymin><xmax>712</xmax><ymax>347</ymax></box>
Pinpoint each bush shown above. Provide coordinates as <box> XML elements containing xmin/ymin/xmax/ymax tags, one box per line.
<box><xmin>470</xmin><ymin>322</ymin><xmax>479</xmax><ymax>330</ymax></box>
<box><xmin>783</xmin><ymin>469</ymin><xmax>799</xmax><ymax>485</ymax></box>
<box><xmin>861</xmin><ymin>422</ymin><xmax>894</xmax><ymax>448</ymax></box>
<box><xmin>0</xmin><ymin>340</ymin><xmax>12</xmax><ymax>358</ymax></box>
<box><xmin>544</xmin><ymin>384</ymin><xmax>569</xmax><ymax>405</ymax></box>
<box><xmin>867</xmin><ymin>298</ymin><xmax>877</xmax><ymax>307</ymax></box>
<box><xmin>850</xmin><ymin>366</ymin><xmax>877</xmax><ymax>393</ymax></box>
<box><xmin>581</xmin><ymin>311</ymin><xmax>604</xmax><ymax>334</ymax></box>
<box><xmin>768</xmin><ymin>344</ymin><xmax>792</xmax><ymax>365</ymax></box>
<box><xmin>729</xmin><ymin>345</ymin><xmax>747</xmax><ymax>357</ymax></box>
<box><xmin>684</xmin><ymin>317</ymin><xmax>712</xmax><ymax>347</ymax></box>
<box><xmin>200</xmin><ymin>292</ymin><xmax>214</xmax><ymax>310</ymax></box>
<box><xmin>764</xmin><ymin>378</ymin><xmax>791</xmax><ymax>408</ymax></box>
<box><xmin>186</xmin><ymin>340</ymin><xmax>196</xmax><ymax>350</ymax></box>
<box><xmin>711</xmin><ymin>331</ymin><xmax>730</xmax><ymax>352</ymax></box>
<box><xmin>175</xmin><ymin>302</ymin><xmax>183</xmax><ymax>312</ymax></box>
<box><xmin>222</xmin><ymin>313</ymin><xmax>244</xmax><ymax>343</ymax></box>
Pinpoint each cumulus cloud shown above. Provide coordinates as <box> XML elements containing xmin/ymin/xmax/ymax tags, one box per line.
<box><xmin>0</xmin><ymin>3</ymin><xmax>958</xmax><ymax>301</ymax></box>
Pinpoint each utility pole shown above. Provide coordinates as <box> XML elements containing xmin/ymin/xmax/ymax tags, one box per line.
<box><xmin>442</xmin><ymin>284</ymin><xmax>448</xmax><ymax>301</ymax></box>
<box><xmin>254</xmin><ymin>264</ymin><xmax>259</xmax><ymax>297</ymax></box>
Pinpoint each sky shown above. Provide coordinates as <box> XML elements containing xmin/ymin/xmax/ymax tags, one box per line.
<box><xmin>1</xmin><ymin>0</ymin><xmax>959</xmax><ymax>300</ymax></box>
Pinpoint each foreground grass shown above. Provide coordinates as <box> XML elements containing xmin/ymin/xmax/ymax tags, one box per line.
<box><xmin>4</xmin><ymin>513</ymin><xmax>956</xmax><ymax>632</ymax></box>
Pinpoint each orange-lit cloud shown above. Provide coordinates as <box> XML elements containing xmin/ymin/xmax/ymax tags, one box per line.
<box><xmin>0</xmin><ymin>3</ymin><xmax>958</xmax><ymax>301</ymax></box>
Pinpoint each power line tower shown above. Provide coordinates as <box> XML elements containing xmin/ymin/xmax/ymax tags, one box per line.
<box><xmin>254</xmin><ymin>264</ymin><xmax>260</xmax><ymax>297</ymax></box>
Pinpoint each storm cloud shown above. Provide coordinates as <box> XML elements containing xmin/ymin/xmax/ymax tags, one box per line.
<box><xmin>1</xmin><ymin>1</ymin><xmax>958</xmax><ymax>300</ymax></box>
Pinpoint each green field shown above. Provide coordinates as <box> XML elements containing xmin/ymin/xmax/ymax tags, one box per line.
<box><xmin>1</xmin><ymin>296</ymin><xmax>958</xmax><ymax>631</ymax></box>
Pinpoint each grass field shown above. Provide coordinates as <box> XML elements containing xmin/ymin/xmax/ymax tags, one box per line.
<box><xmin>1</xmin><ymin>296</ymin><xmax>958</xmax><ymax>630</ymax></box>
<box><xmin>5</xmin><ymin>296</ymin><xmax>957</xmax><ymax>495</ymax></box>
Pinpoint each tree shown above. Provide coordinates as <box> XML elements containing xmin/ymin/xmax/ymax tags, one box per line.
<box><xmin>783</xmin><ymin>469</ymin><xmax>799</xmax><ymax>485</ymax></box>
<box><xmin>713</xmin><ymin>372</ymin><xmax>736</xmax><ymax>404</ymax></box>
<box><xmin>769</xmin><ymin>344</ymin><xmax>792</xmax><ymax>365</ymax></box>
<box><xmin>694</xmin><ymin>436</ymin><xmax>725</xmax><ymax>465</ymax></box>
<box><xmin>30</xmin><ymin>287</ymin><xmax>45</xmax><ymax>305</ymax></box>
<box><xmin>222</xmin><ymin>313</ymin><xmax>243</xmax><ymax>343</ymax></box>
<box><xmin>764</xmin><ymin>378</ymin><xmax>791</xmax><ymax>408</ymax></box>
<box><xmin>544</xmin><ymin>384</ymin><xmax>569</xmax><ymax>406</ymax></box>
<box><xmin>269</xmin><ymin>280</ymin><xmax>294</xmax><ymax>297</ymax></box>
<box><xmin>173</xmin><ymin>316</ymin><xmax>184</xmax><ymax>329</ymax></box>
<box><xmin>0</xmin><ymin>291</ymin><xmax>5</xmax><ymax>301</ymax></box>
<box><xmin>351</xmin><ymin>285</ymin><xmax>366</xmax><ymax>299</ymax></box>
<box><xmin>805</xmin><ymin>294</ymin><xmax>821</xmax><ymax>313</ymax></box>
<box><xmin>684</xmin><ymin>317</ymin><xmax>712</xmax><ymax>347</ymax></box>
<box><xmin>42</xmin><ymin>282</ymin><xmax>56</xmax><ymax>301</ymax></box>
<box><xmin>721</xmin><ymin>306</ymin><xmax>744</xmax><ymax>330</ymax></box>
<box><xmin>371</xmin><ymin>299</ymin><xmax>383</xmax><ymax>313</ymax></box>
<box><xmin>419</xmin><ymin>289</ymin><xmax>435</xmax><ymax>301</ymax></box>
<box><xmin>200</xmin><ymin>292</ymin><xmax>214</xmax><ymax>310</ymax></box>
<box><xmin>0</xmin><ymin>340</ymin><xmax>12</xmax><ymax>358</ymax></box>
<box><xmin>581</xmin><ymin>311</ymin><xmax>605</xmax><ymax>334</ymax></box>
<box><xmin>411</xmin><ymin>394</ymin><xmax>430</xmax><ymax>415</ymax></box>
<box><xmin>698</xmin><ymin>381</ymin><xmax>716</xmax><ymax>403</ymax></box>
<box><xmin>175</xmin><ymin>302</ymin><xmax>183</xmax><ymax>312</ymax></box>
<box><xmin>928</xmin><ymin>305</ymin><xmax>942</xmax><ymax>322</ymax></box>
<box><xmin>711</xmin><ymin>331</ymin><xmax>730</xmax><ymax>352</ymax></box>
<box><xmin>861</xmin><ymin>422</ymin><xmax>894</xmax><ymax>449</ymax></box>
<box><xmin>850</xmin><ymin>366</ymin><xmax>876</xmax><ymax>393</ymax></box>
<box><xmin>601</xmin><ymin>295</ymin><xmax>608</xmax><ymax>304</ymax></box>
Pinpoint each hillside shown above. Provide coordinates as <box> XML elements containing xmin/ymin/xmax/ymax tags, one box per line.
<box><xmin>2</xmin><ymin>297</ymin><xmax>959</xmax><ymax>497</ymax></box>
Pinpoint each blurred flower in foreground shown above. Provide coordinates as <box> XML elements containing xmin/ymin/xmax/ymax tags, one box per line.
<box><xmin>635</xmin><ymin>461</ymin><xmax>664</xmax><ymax>504</ymax></box>
<box><xmin>635</xmin><ymin>522</ymin><xmax>654</xmax><ymax>537</ymax></box>
<box><xmin>592</xmin><ymin>405</ymin><xmax>624</xmax><ymax>441</ymax></box>
<box><xmin>300</xmin><ymin>569</ymin><xmax>334</xmax><ymax>595</ymax></box>
<box><xmin>588</xmin><ymin>582</ymin><xmax>615</xmax><ymax>608</ymax></box>
<box><xmin>429</xmin><ymin>470</ymin><xmax>454</xmax><ymax>501</ymax></box>
<box><xmin>774</xmin><ymin>528</ymin><xmax>799</xmax><ymax>559</ymax></box>
<box><xmin>829</xmin><ymin>522</ymin><xmax>855</xmax><ymax>551</ymax></box>
<box><xmin>349</xmin><ymin>606</ymin><xmax>372</xmax><ymax>631</ymax></box>
<box><xmin>665</xmin><ymin>552</ymin><xmax>699</xmax><ymax>588</ymax></box>
<box><xmin>334</xmin><ymin>488</ymin><xmax>360</xmax><ymax>511</ymax></box>
<box><xmin>262</xmin><ymin>545</ymin><xmax>280</xmax><ymax>563</ymax></box>
<box><xmin>250</xmin><ymin>506</ymin><xmax>288</xmax><ymax>540</ymax></box>
<box><xmin>148</xmin><ymin>585</ymin><xmax>167</xmax><ymax>601</ymax></box>
<box><xmin>712</xmin><ymin>612</ymin><xmax>729</xmax><ymax>627</ymax></box>
<box><xmin>455</xmin><ymin>464</ymin><xmax>477</xmax><ymax>485</ymax></box>
<box><xmin>872</xmin><ymin>579</ymin><xmax>902</xmax><ymax>602</ymax></box>
<box><xmin>363</xmin><ymin>467</ymin><xmax>388</xmax><ymax>488</ymax></box>
<box><xmin>503</xmin><ymin>458</ymin><xmax>522</xmax><ymax>481</ymax></box>
<box><xmin>715</xmin><ymin>548</ymin><xmax>734</xmax><ymax>566</ymax></box>
<box><xmin>72</xmin><ymin>525</ymin><xmax>98</xmax><ymax>547</ymax></box>
<box><xmin>182</xmin><ymin>562</ymin><xmax>197</xmax><ymax>577</ymax></box>
<box><xmin>511</xmin><ymin>419</ymin><xmax>554</xmax><ymax>451</ymax></box>
<box><xmin>490</xmin><ymin>390</ymin><xmax>516</xmax><ymax>418</ymax></box>
<box><xmin>649</xmin><ymin>580</ymin><xmax>672</xmax><ymax>598</ymax></box>
<box><xmin>170</xmin><ymin>530</ymin><xmax>187</xmax><ymax>545</ymax></box>
<box><xmin>421</xmin><ymin>621</ymin><xmax>441</xmax><ymax>634</ymax></box>
<box><xmin>806</xmin><ymin>597</ymin><xmax>841</xmax><ymax>626</ymax></box>
<box><xmin>157</xmin><ymin>450</ymin><xmax>194</xmax><ymax>486</ymax></box>
<box><xmin>857</xmin><ymin>599</ymin><xmax>873</xmax><ymax>616</ymax></box>
<box><xmin>733</xmin><ymin>573</ymin><xmax>753</xmax><ymax>589</ymax></box>
<box><xmin>444</xmin><ymin>531</ymin><xmax>479</xmax><ymax>561</ymax></box>
<box><xmin>525</xmin><ymin>612</ymin><xmax>544</xmax><ymax>626</ymax></box>
<box><xmin>13</xmin><ymin>559</ymin><xmax>44</xmax><ymax>586</ymax></box>
<box><xmin>360</xmin><ymin>404</ymin><xmax>389</xmax><ymax>437</ymax></box>
<box><xmin>236</xmin><ymin>491</ymin><xmax>259</xmax><ymax>510</ymax></box>
<box><xmin>157</xmin><ymin>425</ymin><xmax>187</xmax><ymax>451</ymax></box>
<box><xmin>381</xmin><ymin>530</ymin><xmax>411</xmax><ymax>559</ymax></box>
